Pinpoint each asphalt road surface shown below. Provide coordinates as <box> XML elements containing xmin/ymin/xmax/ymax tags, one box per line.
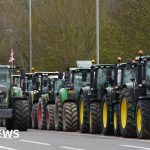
<box><xmin>0</xmin><ymin>127</ymin><xmax>150</xmax><ymax>150</ymax></box>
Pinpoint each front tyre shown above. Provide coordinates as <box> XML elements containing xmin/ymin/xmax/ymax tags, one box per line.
<box><xmin>6</xmin><ymin>100</ymin><xmax>29</xmax><ymax>131</ymax></box>
<box><xmin>90</xmin><ymin>102</ymin><xmax>102</xmax><ymax>134</ymax></box>
<box><xmin>120</xmin><ymin>88</ymin><xmax>136</xmax><ymax>138</ymax></box>
<box><xmin>63</xmin><ymin>102</ymin><xmax>78</xmax><ymax>132</ymax></box>
<box><xmin>136</xmin><ymin>100</ymin><xmax>150</xmax><ymax>139</ymax></box>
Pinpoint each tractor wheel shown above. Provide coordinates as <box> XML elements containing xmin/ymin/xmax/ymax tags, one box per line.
<box><xmin>46</xmin><ymin>104</ymin><xmax>55</xmax><ymax>130</ymax></box>
<box><xmin>32</xmin><ymin>103</ymin><xmax>38</xmax><ymax>129</ymax></box>
<box><xmin>136</xmin><ymin>100</ymin><xmax>150</xmax><ymax>139</ymax></box>
<box><xmin>113</xmin><ymin>104</ymin><xmax>120</xmax><ymax>136</ymax></box>
<box><xmin>37</xmin><ymin>97</ymin><xmax>46</xmax><ymax>130</ymax></box>
<box><xmin>90</xmin><ymin>102</ymin><xmax>102</xmax><ymax>134</ymax></box>
<box><xmin>79</xmin><ymin>94</ymin><xmax>89</xmax><ymax>133</ymax></box>
<box><xmin>102</xmin><ymin>94</ymin><xmax>113</xmax><ymax>135</ymax></box>
<box><xmin>12</xmin><ymin>100</ymin><xmax>29</xmax><ymax>131</ymax></box>
<box><xmin>63</xmin><ymin>102</ymin><xmax>78</xmax><ymax>132</ymax></box>
<box><xmin>120</xmin><ymin>88</ymin><xmax>136</xmax><ymax>138</ymax></box>
<box><xmin>55</xmin><ymin>96</ymin><xmax>63</xmax><ymax>131</ymax></box>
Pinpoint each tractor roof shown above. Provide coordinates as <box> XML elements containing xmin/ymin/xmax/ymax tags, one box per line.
<box><xmin>135</xmin><ymin>55</ymin><xmax>150</xmax><ymax>61</ymax></box>
<box><xmin>76</xmin><ymin>61</ymin><xmax>93</xmax><ymax>69</ymax></box>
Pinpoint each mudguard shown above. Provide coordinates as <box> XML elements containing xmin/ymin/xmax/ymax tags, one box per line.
<box><xmin>59</xmin><ymin>88</ymin><xmax>68</xmax><ymax>103</ymax></box>
<box><xmin>79</xmin><ymin>86</ymin><xmax>90</xmax><ymax>100</ymax></box>
<box><xmin>41</xmin><ymin>93</ymin><xmax>49</xmax><ymax>104</ymax></box>
<box><xmin>11</xmin><ymin>86</ymin><xmax>22</xmax><ymax>97</ymax></box>
<box><xmin>123</xmin><ymin>82</ymin><xmax>135</xmax><ymax>101</ymax></box>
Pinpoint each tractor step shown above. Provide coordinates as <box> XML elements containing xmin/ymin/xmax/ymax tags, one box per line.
<box><xmin>0</xmin><ymin>109</ymin><xmax>12</xmax><ymax>119</ymax></box>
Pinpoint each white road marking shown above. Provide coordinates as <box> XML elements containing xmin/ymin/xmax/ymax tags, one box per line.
<box><xmin>0</xmin><ymin>145</ymin><xmax>17</xmax><ymax>150</ymax></box>
<box><xmin>20</xmin><ymin>140</ymin><xmax>50</xmax><ymax>146</ymax></box>
<box><xmin>60</xmin><ymin>146</ymin><xmax>86</xmax><ymax>150</ymax></box>
<box><xmin>120</xmin><ymin>145</ymin><xmax>150</xmax><ymax>150</ymax></box>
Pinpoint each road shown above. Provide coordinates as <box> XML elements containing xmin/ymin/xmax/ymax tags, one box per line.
<box><xmin>0</xmin><ymin>127</ymin><xmax>150</xmax><ymax>150</ymax></box>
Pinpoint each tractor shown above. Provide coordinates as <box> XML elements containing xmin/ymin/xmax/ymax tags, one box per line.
<box><xmin>0</xmin><ymin>65</ymin><xmax>29</xmax><ymax>131</ymax></box>
<box><xmin>31</xmin><ymin>72</ymin><xmax>62</xmax><ymax>130</ymax></box>
<box><xmin>78</xmin><ymin>64</ymin><xmax>115</xmax><ymax>134</ymax></box>
<box><xmin>101</xmin><ymin>58</ymin><xmax>137</xmax><ymax>136</ymax></box>
<box><xmin>118</xmin><ymin>51</ymin><xmax>150</xmax><ymax>138</ymax></box>
<box><xmin>55</xmin><ymin>61</ymin><xmax>92</xmax><ymax>132</ymax></box>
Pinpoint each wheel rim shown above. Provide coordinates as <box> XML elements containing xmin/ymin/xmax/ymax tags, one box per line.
<box><xmin>121</xmin><ymin>98</ymin><xmax>127</xmax><ymax>128</ymax></box>
<box><xmin>137</xmin><ymin>108</ymin><xmax>142</xmax><ymax>133</ymax></box>
<box><xmin>103</xmin><ymin>101</ymin><xmax>107</xmax><ymax>128</ymax></box>
<box><xmin>46</xmin><ymin>108</ymin><xmax>50</xmax><ymax>129</ymax></box>
<box><xmin>38</xmin><ymin>103</ymin><xmax>42</xmax><ymax>125</ymax></box>
<box><xmin>114</xmin><ymin>112</ymin><xmax>117</xmax><ymax>130</ymax></box>
<box><xmin>80</xmin><ymin>100</ymin><xmax>84</xmax><ymax>125</ymax></box>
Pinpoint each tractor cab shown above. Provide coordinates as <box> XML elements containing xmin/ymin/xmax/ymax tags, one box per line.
<box><xmin>113</xmin><ymin>61</ymin><xmax>137</xmax><ymax>88</ymax></box>
<box><xmin>90</xmin><ymin>64</ymin><xmax>116</xmax><ymax>100</ymax></box>
<box><xmin>0</xmin><ymin>65</ymin><xmax>28</xmax><ymax>131</ymax></box>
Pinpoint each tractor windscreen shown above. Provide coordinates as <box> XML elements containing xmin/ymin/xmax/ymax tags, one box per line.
<box><xmin>42</xmin><ymin>77</ymin><xmax>49</xmax><ymax>94</ymax></box>
<box><xmin>74</xmin><ymin>72</ymin><xmax>90</xmax><ymax>89</ymax></box>
<box><xmin>97</xmin><ymin>68</ymin><xmax>107</xmax><ymax>87</ymax></box>
<box><xmin>54</xmin><ymin>80</ymin><xmax>65</xmax><ymax>93</ymax></box>
<box><xmin>123</xmin><ymin>67</ymin><xmax>136</xmax><ymax>84</ymax></box>
<box><xmin>27</xmin><ymin>79</ymin><xmax>33</xmax><ymax>91</ymax></box>
<box><xmin>0</xmin><ymin>68</ymin><xmax>11</xmax><ymax>89</ymax></box>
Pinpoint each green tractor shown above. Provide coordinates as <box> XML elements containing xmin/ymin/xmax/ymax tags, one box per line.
<box><xmin>55</xmin><ymin>61</ymin><xmax>92</xmax><ymax>132</ymax></box>
<box><xmin>90</xmin><ymin>64</ymin><xmax>115</xmax><ymax>134</ymax></box>
<box><xmin>0</xmin><ymin>65</ymin><xmax>29</xmax><ymax>131</ymax></box>
<box><xmin>118</xmin><ymin>52</ymin><xmax>150</xmax><ymax>138</ymax></box>
<box><xmin>101</xmin><ymin>60</ymin><xmax>136</xmax><ymax>136</ymax></box>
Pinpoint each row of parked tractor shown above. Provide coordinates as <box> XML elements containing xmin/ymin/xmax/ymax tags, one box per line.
<box><xmin>0</xmin><ymin>50</ymin><xmax>150</xmax><ymax>139</ymax></box>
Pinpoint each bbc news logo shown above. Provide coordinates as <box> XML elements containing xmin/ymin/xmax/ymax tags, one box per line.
<box><xmin>0</xmin><ymin>130</ymin><xmax>19</xmax><ymax>139</ymax></box>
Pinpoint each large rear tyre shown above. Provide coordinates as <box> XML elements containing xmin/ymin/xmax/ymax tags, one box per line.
<box><xmin>32</xmin><ymin>103</ymin><xmax>38</xmax><ymax>129</ymax></box>
<box><xmin>120</xmin><ymin>88</ymin><xmax>136</xmax><ymax>138</ymax></box>
<box><xmin>37</xmin><ymin>97</ymin><xmax>46</xmax><ymax>130</ymax></box>
<box><xmin>6</xmin><ymin>100</ymin><xmax>29</xmax><ymax>131</ymax></box>
<box><xmin>113</xmin><ymin>104</ymin><xmax>120</xmax><ymax>136</ymax></box>
<box><xmin>90</xmin><ymin>102</ymin><xmax>102</xmax><ymax>134</ymax></box>
<box><xmin>63</xmin><ymin>102</ymin><xmax>78</xmax><ymax>132</ymax></box>
<box><xmin>46</xmin><ymin>104</ymin><xmax>55</xmax><ymax>130</ymax></box>
<box><xmin>136</xmin><ymin>100</ymin><xmax>150</xmax><ymax>139</ymax></box>
<box><xmin>55</xmin><ymin>96</ymin><xmax>63</xmax><ymax>131</ymax></box>
<box><xmin>79</xmin><ymin>94</ymin><xmax>89</xmax><ymax>133</ymax></box>
<box><xmin>102</xmin><ymin>95</ymin><xmax>113</xmax><ymax>135</ymax></box>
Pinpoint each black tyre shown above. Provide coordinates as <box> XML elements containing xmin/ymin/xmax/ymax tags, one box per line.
<box><xmin>136</xmin><ymin>100</ymin><xmax>150</xmax><ymax>139</ymax></box>
<box><xmin>46</xmin><ymin>104</ymin><xmax>55</xmax><ymax>130</ymax></box>
<box><xmin>55</xmin><ymin>96</ymin><xmax>63</xmax><ymax>131</ymax></box>
<box><xmin>63</xmin><ymin>102</ymin><xmax>78</xmax><ymax>132</ymax></box>
<box><xmin>120</xmin><ymin>88</ymin><xmax>136</xmax><ymax>138</ymax></box>
<box><xmin>6</xmin><ymin>100</ymin><xmax>29</xmax><ymax>131</ymax></box>
<box><xmin>79</xmin><ymin>94</ymin><xmax>89</xmax><ymax>133</ymax></box>
<box><xmin>102</xmin><ymin>94</ymin><xmax>113</xmax><ymax>135</ymax></box>
<box><xmin>32</xmin><ymin>103</ymin><xmax>38</xmax><ymax>129</ymax></box>
<box><xmin>113</xmin><ymin>104</ymin><xmax>120</xmax><ymax>136</ymax></box>
<box><xmin>37</xmin><ymin>97</ymin><xmax>46</xmax><ymax>130</ymax></box>
<box><xmin>90</xmin><ymin>102</ymin><xmax>102</xmax><ymax>134</ymax></box>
